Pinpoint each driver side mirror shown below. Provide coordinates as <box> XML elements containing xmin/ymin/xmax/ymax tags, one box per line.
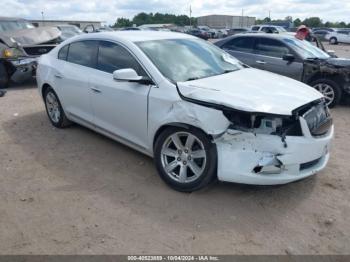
<box><xmin>283</xmin><ymin>54</ymin><xmax>295</xmax><ymax>62</ymax></box>
<box><xmin>113</xmin><ymin>68</ymin><xmax>154</xmax><ymax>85</ymax></box>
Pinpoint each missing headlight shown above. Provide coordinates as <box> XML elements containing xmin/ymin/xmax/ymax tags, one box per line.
<box><xmin>223</xmin><ymin>110</ymin><xmax>302</xmax><ymax>136</ymax></box>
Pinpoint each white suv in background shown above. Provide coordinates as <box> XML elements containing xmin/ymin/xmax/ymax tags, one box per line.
<box><xmin>326</xmin><ymin>30</ymin><xmax>350</xmax><ymax>44</ymax></box>
<box><xmin>251</xmin><ymin>25</ymin><xmax>288</xmax><ymax>34</ymax></box>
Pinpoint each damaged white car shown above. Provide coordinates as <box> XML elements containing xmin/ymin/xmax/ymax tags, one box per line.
<box><xmin>37</xmin><ymin>32</ymin><xmax>334</xmax><ymax>192</ymax></box>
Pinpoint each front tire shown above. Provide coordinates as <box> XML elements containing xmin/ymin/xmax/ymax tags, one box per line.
<box><xmin>44</xmin><ymin>87</ymin><xmax>71</xmax><ymax>128</ymax></box>
<box><xmin>154</xmin><ymin>126</ymin><xmax>217</xmax><ymax>192</ymax></box>
<box><xmin>311</xmin><ymin>78</ymin><xmax>342</xmax><ymax>108</ymax></box>
<box><xmin>0</xmin><ymin>62</ymin><xmax>10</xmax><ymax>89</ymax></box>
<box><xmin>329</xmin><ymin>37</ymin><xmax>338</xmax><ymax>45</ymax></box>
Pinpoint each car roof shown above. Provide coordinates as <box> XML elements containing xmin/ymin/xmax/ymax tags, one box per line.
<box><xmin>72</xmin><ymin>31</ymin><xmax>195</xmax><ymax>43</ymax></box>
<box><xmin>0</xmin><ymin>16</ymin><xmax>27</xmax><ymax>22</ymax></box>
<box><xmin>231</xmin><ymin>32</ymin><xmax>295</xmax><ymax>39</ymax></box>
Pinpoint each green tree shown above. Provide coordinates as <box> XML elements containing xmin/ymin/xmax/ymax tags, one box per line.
<box><xmin>114</xmin><ymin>18</ymin><xmax>132</xmax><ymax>28</ymax></box>
<box><xmin>302</xmin><ymin>17</ymin><xmax>322</xmax><ymax>28</ymax></box>
<box><xmin>293</xmin><ymin>18</ymin><xmax>302</xmax><ymax>27</ymax></box>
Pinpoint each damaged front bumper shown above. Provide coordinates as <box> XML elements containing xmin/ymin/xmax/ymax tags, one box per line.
<box><xmin>215</xmin><ymin>118</ymin><xmax>334</xmax><ymax>185</ymax></box>
<box><xmin>9</xmin><ymin>57</ymin><xmax>37</xmax><ymax>83</ymax></box>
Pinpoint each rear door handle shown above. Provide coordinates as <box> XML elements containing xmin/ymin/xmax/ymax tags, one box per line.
<box><xmin>256</xmin><ymin>60</ymin><xmax>266</xmax><ymax>65</ymax></box>
<box><xmin>91</xmin><ymin>87</ymin><xmax>102</xmax><ymax>93</ymax></box>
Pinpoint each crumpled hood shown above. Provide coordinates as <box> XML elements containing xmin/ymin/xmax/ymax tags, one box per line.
<box><xmin>0</xmin><ymin>26</ymin><xmax>61</xmax><ymax>47</ymax></box>
<box><xmin>325</xmin><ymin>58</ymin><xmax>350</xmax><ymax>68</ymax></box>
<box><xmin>177</xmin><ymin>68</ymin><xmax>323</xmax><ymax>116</ymax></box>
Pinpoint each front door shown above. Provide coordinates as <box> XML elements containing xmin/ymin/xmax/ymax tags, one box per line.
<box><xmin>254</xmin><ymin>37</ymin><xmax>303</xmax><ymax>81</ymax></box>
<box><xmin>89</xmin><ymin>41</ymin><xmax>152</xmax><ymax>148</ymax></box>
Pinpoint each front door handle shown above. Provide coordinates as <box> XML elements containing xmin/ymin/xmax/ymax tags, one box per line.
<box><xmin>91</xmin><ymin>87</ymin><xmax>102</xmax><ymax>93</ymax></box>
<box><xmin>256</xmin><ymin>60</ymin><xmax>266</xmax><ymax>65</ymax></box>
<box><xmin>54</xmin><ymin>74</ymin><xmax>63</xmax><ymax>79</ymax></box>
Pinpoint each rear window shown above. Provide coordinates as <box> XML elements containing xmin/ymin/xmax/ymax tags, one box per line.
<box><xmin>66</xmin><ymin>41</ymin><xmax>97</xmax><ymax>68</ymax></box>
<box><xmin>58</xmin><ymin>45</ymin><xmax>69</xmax><ymax>60</ymax></box>
<box><xmin>223</xmin><ymin>37</ymin><xmax>255</xmax><ymax>53</ymax></box>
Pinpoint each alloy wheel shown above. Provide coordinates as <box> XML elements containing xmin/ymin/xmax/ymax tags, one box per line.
<box><xmin>45</xmin><ymin>91</ymin><xmax>61</xmax><ymax>123</ymax></box>
<box><xmin>160</xmin><ymin>132</ymin><xmax>207</xmax><ymax>183</ymax></box>
<box><xmin>314</xmin><ymin>83</ymin><xmax>335</xmax><ymax>106</ymax></box>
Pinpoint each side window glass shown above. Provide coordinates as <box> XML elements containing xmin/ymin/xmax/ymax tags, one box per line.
<box><xmin>97</xmin><ymin>41</ymin><xmax>146</xmax><ymax>76</ymax></box>
<box><xmin>255</xmin><ymin>38</ymin><xmax>290</xmax><ymax>58</ymax></box>
<box><xmin>252</xmin><ymin>26</ymin><xmax>260</xmax><ymax>31</ymax></box>
<box><xmin>66</xmin><ymin>41</ymin><xmax>97</xmax><ymax>67</ymax></box>
<box><xmin>58</xmin><ymin>45</ymin><xmax>69</xmax><ymax>60</ymax></box>
<box><xmin>223</xmin><ymin>37</ymin><xmax>255</xmax><ymax>53</ymax></box>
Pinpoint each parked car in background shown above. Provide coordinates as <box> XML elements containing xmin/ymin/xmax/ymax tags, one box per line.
<box><xmin>57</xmin><ymin>25</ymin><xmax>83</xmax><ymax>41</ymax></box>
<box><xmin>312</xmin><ymin>28</ymin><xmax>335</xmax><ymax>32</ymax></box>
<box><xmin>37</xmin><ymin>31</ymin><xmax>333</xmax><ymax>192</ymax></box>
<box><xmin>325</xmin><ymin>29</ymin><xmax>350</xmax><ymax>44</ymax></box>
<box><xmin>186</xmin><ymin>28</ymin><xmax>209</xmax><ymax>40</ymax></box>
<box><xmin>312</xmin><ymin>30</ymin><xmax>329</xmax><ymax>41</ymax></box>
<box><xmin>120</xmin><ymin>27</ymin><xmax>142</xmax><ymax>31</ymax></box>
<box><xmin>217</xmin><ymin>29</ymin><xmax>228</xmax><ymax>38</ymax></box>
<box><xmin>198</xmin><ymin>26</ymin><xmax>215</xmax><ymax>38</ymax></box>
<box><xmin>251</xmin><ymin>25</ymin><xmax>288</xmax><ymax>34</ymax></box>
<box><xmin>0</xmin><ymin>16</ymin><xmax>61</xmax><ymax>88</ymax></box>
<box><xmin>227</xmin><ymin>28</ymin><xmax>249</xmax><ymax>36</ymax></box>
<box><xmin>215</xmin><ymin>33</ymin><xmax>350</xmax><ymax>107</ymax></box>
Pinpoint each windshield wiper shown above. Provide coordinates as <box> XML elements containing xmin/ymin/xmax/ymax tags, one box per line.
<box><xmin>185</xmin><ymin>77</ymin><xmax>201</xmax><ymax>81</ymax></box>
<box><xmin>223</xmin><ymin>69</ymin><xmax>237</xmax><ymax>74</ymax></box>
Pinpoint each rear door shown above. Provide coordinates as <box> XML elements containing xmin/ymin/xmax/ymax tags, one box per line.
<box><xmin>57</xmin><ymin>40</ymin><xmax>98</xmax><ymax>124</ymax></box>
<box><xmin>253</xmin><ymin>37</ymin><xmax>303</xmax><ymax>80</ymax></box>
<box><xmin>221</xmin><ymin>36</ymin><xmax>257</xmax><ymax>67</ymax></box>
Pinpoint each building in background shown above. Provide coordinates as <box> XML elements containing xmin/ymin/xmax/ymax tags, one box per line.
<box><xmin>30</xmin><ymin>20</ymin><xmax>103</xmax><ymax>30</ymax></box>
<box><xmin>197</xmin><ymin>15</ymin><xmax>256</xmax><ymax>29</ymax></box>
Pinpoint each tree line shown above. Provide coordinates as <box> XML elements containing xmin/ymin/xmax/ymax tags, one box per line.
<box><xmin>114</xmin><ymin>13</ymin><xmax>350</xmax><ymax>29</ymax></box>
<box><xmin>256</xmin><ymin>16</ymin><xmax>350</xmax><ymax>28</ymax></box>
<box><xmin>114</xmin><ymin>12</ymin><xmax>197</xmax><ymax>28</ymax></box>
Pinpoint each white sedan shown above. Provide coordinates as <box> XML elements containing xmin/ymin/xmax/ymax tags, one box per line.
<box><xmin>37</xmin><ymin>31</ymin><xmax>333</xmax><ymax>192</ymax></box>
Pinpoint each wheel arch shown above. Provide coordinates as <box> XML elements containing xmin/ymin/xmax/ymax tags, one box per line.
<box><xmin>306</xmin><ymin>72</ymin><xmax>344</xmax><ymax>89</ymax></box>
<box><xmin>152</xmin><ymin>123</ymin><xmax>215</xmax><ymax>151</ymax></box>
<box><xmin>41</xmin><ymin>83</ymin><xmax>52</xmax><ymax>99</ymax></box>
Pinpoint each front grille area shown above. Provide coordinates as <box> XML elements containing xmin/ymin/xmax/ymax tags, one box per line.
<box><xmin>23</xmin><ymin>45</ymin><xmax>55</xmax><ymax>56</ymax></box>
<box><xmin>300</xmin><ymin>157</ymin><xmax>321</xmax><ymax>171</ymax></box>
<box><xmin>303</xmin><ymin>102</ymin><xmax>332</xmax><ymax>136</ymax></box>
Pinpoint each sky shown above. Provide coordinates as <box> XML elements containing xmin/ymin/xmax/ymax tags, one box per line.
<box><xmin>2</xmin><ymin>0</ymin><xmax>350</xmax><ymax>25</ymax></box>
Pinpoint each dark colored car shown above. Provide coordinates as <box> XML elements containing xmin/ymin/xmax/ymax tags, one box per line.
<box><xmin>227</xmin><ymin>28</ymin><xmax>249</xmax><ymax>36</ymax></box>
<box><xmin>312</xmin><ymin>30</ymin><xmax>329</xmax><ymax>41</ymax></box>
<box><xmin>215</xmin><ymin>33</ymin><xmax>350</xmax><ymax>107</ymax></box>
<box><xmin>186</xmin><ymin>29</ymin><xmax>209</xmax><ymax>40</ymax></box>
<box><xmin>0</xmin><ymin>16</ymin><xmax>61</xmax><ymax>88</ymax></box>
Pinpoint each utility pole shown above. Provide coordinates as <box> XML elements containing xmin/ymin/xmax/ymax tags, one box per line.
<box><xmin>189</xmin><ymin>5</ymin><xmax>192</xmax><ymax>28</ymax></box>
<box><xmin>241</xmin><ymin>9</ymin><xmax>244</xmax><ymax>28</ymax></box>
<box><xmin>269</xmin><ymin>10</ymin><xmax>271</xmax><ymax>21</ymax></box>
<box><xmin>41</xmin><ymin>11</ymin><xmax>44</xmax><ymax>26</ymax></box>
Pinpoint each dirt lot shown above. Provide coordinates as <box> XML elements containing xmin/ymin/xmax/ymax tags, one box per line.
<box><xmin>0</xmin><ymin>44</ymin><xmax>350</xmax><ymax>255</ymax></box>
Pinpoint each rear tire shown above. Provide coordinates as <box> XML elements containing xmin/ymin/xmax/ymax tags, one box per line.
<box><xmin>44</xmin><ymin>87</ymin><xmax>72</xmax><ymax>128</ymax></box>
<box><xmin>310</xmin><ymin>78</ymin><xmax>342</xmax><ymax>108</ymax></box>
<box><xmin>329</xmin><ymin>37</ymin><xmax>338</xmax><ymax>45</ymax></box>
<box><xmin>154</xmin><ymin>126</ymin><xmax>217</xmax><ymax>192</ymax></box>
<box><xmin>0</xmin><ymin>62</ymin><xmax>10</xmax><ymax>89</ymax></box>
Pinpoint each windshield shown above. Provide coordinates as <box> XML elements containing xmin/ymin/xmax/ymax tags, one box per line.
<box><xmin>276</xmin><ymin>26</ymin><xmax>287</xmax><ymax>32</ymax></box>
<box><xmin>136</xmin><ymin>38</ymin><xmax>243</xmax><ymax>82</ymax></box>
<box><xmin>59</xmin><ymin>26</ymin><xmax>82</xmax><ymax>34</ymax></box>
<box><xmin>0</xmin><ymin>20</ymin><xmax>34</xmax><ymax>32</ymax></box>
<box><xmin>282</xmin><ymin>37</ymin><xmax>330</xmax><ymax>59</ymax></box>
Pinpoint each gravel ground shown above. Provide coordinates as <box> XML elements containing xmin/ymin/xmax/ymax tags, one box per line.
<box><xmin>0</xmin><ymin>44</ymin><xmax>349</xmax><ymax>255</ymax></box>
